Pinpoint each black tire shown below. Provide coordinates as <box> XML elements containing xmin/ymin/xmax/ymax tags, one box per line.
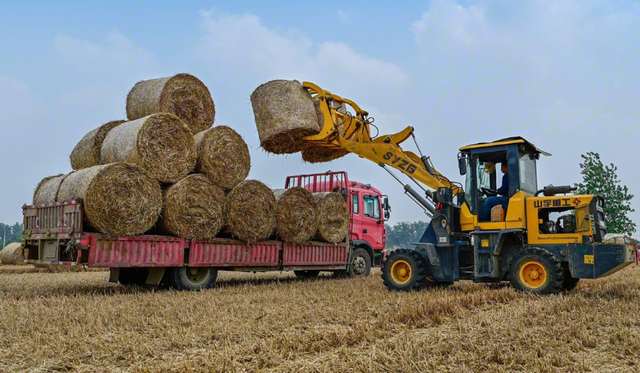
<box><xmin>508</xmin><ymin>247</ymin><xmax>563</xmax><ymax>295</ymax></box>
<box><xmin>167</xmin><ymin>267</ymin><xmax>218</xmax><ymax>291</ymax></box>
<box><xmin>560</xmin><ymin>266</ymin><xmax>580</xmax><ymax>291</ymax></box>
<box><xmin>348</xmin><ymin>248</ymin><xmax>372</xmax><ymax>278</ymax></box>
<box><xmin>294</xmin><ymin>270</ymin><xmax>321</xmax><ymax>279</ymax></box>
<box><xmin>381</xmin><ymin>248</ymin><xmax>430</xmax><ymax>291</ymax></box>
<box><xmin>118</xmin><ymin>268</ymin><xmax>148</xmax><ymax>286</ymax></box>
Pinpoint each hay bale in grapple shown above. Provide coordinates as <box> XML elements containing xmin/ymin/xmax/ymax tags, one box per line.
<box><xmin>70</xmin><ymin>120</ymin><xmax>124</xmax><ymax>170</ymax></box>
<box><xmin>301</xmin><ymin>145</ymin><xmax>349</xmax><ymax>163</ymax></box>
<box><xmin>57</xmin><ymin>163</ymin><xmax>161</xmax><ymax>236</ymax></box>
<box><xmin>194</xmin><ymin>126</ymin><xmax>250</xmax><ymax>191</ymax></box>
<box><xmin>157</xmin><ymin>174</ymin><xmax>225</xmax><ymax>240</ymax></box>
<box><xmin>0</xmin><ymin>243</ymin><xmax>24</xmax><ymax>265</ymax></box>
<box><xmin>313</xmin><ymin>192</ymin><xmax>349</xmax><ymax>243</ymax></box>
<box><xmin>126</xmin><ymin>73</ymin><xmax>215</xmax><ymax>134</ymax></box>
<box><xmin>225</xmin><ymin>180</ymin><xmax>276</xmax><ymax>242</ymax></box>
<box><xmin>101</xmin><ymin>113</ymin><xmax>197</xmax><ymax>183</ymax></box>
<box><xmin>33</xmin><ymin>174</ymin><xmax>68</xmax><ymax>204</ymax></box>
<box><xmin>273</xmin><ymin>187</ymin><xmax>317</xmax><ymax>244</ymax></box>
<box><xmin>251</xmin><ymin>80</ymin><xmax>322</xmax><ymax>154</ymax></box>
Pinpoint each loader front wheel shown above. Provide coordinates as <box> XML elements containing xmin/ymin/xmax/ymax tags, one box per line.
<box><xmin>381</xmin><ymin>249</ymin><xmax>429</xmax><ymax>291</ymax></box>
<box><xmin>509</xmin><ymin>247</ymin><xmax>563</xmax><ymax>295</ymax></box>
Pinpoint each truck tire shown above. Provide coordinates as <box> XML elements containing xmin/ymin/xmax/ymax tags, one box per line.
<box><xmin>118</xmin><ymin>268</ymin><xmax>148</xmax><ymax>286</ymax></box>
<box><xmin>508</xmin><ymin>247</ymin><xmax>563</xmax><ymax>295</ymax></box>
<box><xmin>294</xmin><ymin>270</ymin><xmax>320</xmax><ymax>279</ymax></box>
<box><xmin>381</xmin><ymin>248</ymin><xmax>429</xmax><ymax>291</ymax></box>
<box><xmin>167</xmin><ymin>267</ymin><xmax>218</xmax><ymax>291</ymax></box>
<box><xmin>349</xmin><ymin>248</ymin><xmax>372</xmax><ymax>277</ymax></box>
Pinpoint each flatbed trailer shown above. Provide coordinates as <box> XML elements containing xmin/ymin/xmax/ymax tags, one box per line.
<box><xmin>21</xmin><ymin>200</ymin><xmax>353</xmax><ymax>290</ymax></box>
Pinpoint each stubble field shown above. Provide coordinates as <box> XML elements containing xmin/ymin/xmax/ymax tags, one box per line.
<box><xmin>0</xmin><ymin>264</ymin><xmax>639</xmax><ymax>373</ymax></box>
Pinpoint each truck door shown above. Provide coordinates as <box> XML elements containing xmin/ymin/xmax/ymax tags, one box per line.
<box><xmin>350</xmin><ymin>192</ymin><xmax>362</xmax><ymax>241</ymax></box>
<box><xmin>363</xmin><ymin>195</ymin><xmax>384</xmax><ymax>251</ymax></box>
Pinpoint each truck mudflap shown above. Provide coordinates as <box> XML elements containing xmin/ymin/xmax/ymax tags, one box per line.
<box><xmin>567</xmin><ymin>243</ymin><xmax>636</xmax><ymax>279</ymax></box>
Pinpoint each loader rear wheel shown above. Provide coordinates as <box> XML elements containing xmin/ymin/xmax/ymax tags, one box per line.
<box><xmin>509</xmin><ymin>247</ymin><xmax>563</xmax><ymax>295</ymax></box>
<box><xmin>294</xmin><ymin>270</ymin><xmax>320</xmax><ymax>279</ymax></box>
<box><xmin>381</xmin><ymin>249</ymin><xmax>430</xmax><ymax>291</ymax></box>
<box><xmin>167</xmin><ymin>267</ymin><xmax>218</xmax><ymax>291</ymax></box>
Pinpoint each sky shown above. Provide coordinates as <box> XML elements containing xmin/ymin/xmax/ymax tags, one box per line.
<box><xmin>1</xmin><ymin>0</ymin><xmax>639</xmax><ymax>237</ymax></box>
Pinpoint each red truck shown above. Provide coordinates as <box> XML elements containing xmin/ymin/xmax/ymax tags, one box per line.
<box><xmin>21</xmin><ymin>171</ymin><xmax>390</xmax><ymax>290</ymax></box>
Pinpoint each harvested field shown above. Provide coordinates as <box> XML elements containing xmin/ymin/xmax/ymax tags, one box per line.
<box><xmin>158</xmin><ymin>174</ymin><xmax>225</xmax><ymax>240</ymax></box>
<box><xmin>126</xmin><ymin>73</ymin><xmax>215</xmax><ymax>134</ymax></box>
<box><xmin>0</xmin><ymin>265</ymin><xmax>638</xmax><ymax>372</ymax></box>
<box><xmin>194</xmin><ymin>126</ymin><xmax>250</xmax><ymax>190</ymax></box>
<box><xmin>101</xmin><ymin>113</ymin><xmax>196</xmax><ymax>183</ymax></box>
<box><xmin>70</xmin><ymin>120</ymin><xmax>124</xmax><ymax>170</ymax></box>
<box><xmin>225</xmin><ymin>180</ymin><xmax>276</xmax><ymax>242</ymax></box>
<box><xmin>273</xmin><ymin>187</ymin><xmax>317</xmax><ymax>244</ymax></box>
<box><xmin>313</xmin><ymin>192</ymin><xmax>349</xmax><ymax>243</ymax></box>
<box><xmin>251</xmin><ymin>80</ymin><xmax>322</xmax><ymax>154</ymax></box>
<box><xmin>32</xmin><ymin>173</ymin><xmax>67</xmax><ymax>204</ymax></box>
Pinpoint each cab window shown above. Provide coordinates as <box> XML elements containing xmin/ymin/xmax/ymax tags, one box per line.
<box><xmin>352</xmin><ymin>194</ymin><xmax>359</xmax><ymax>214</ymax></box>
<box><xmin>518</xmin><ymin>151</ymin><xmax>537</xmax><ymax>194</ymax></box>
<box><xmin>364</xmin><ymin>196</ymin><xmax>380</xmax><ymax>219</ymax></box>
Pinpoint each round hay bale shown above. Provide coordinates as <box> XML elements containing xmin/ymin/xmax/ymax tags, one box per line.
<box><xmin>0</xmin><ymin>243</ymin><xmax>24</xmax><ymax>265</ymax></box>
<box><xmin>157</xmin><ymin>174</ymin><xmax>225</xmax><ymax>240</ymax></box>
<box><xmin>313</xmin><ymin>192</ymin><xmax>349</xmax><ymax>243</ymax></box>
<box><xmin>225</xmin><ymin>180</ymin><xmax>276</xmax><ymax>242</ymax></box>
<box><xmin>57</xmin><ymin>163</ymin><xmax>162</xmax><ymax>236</ymax></box>
<box><xmin>101</xmin><ymin>113</ymin><xmax>197</xmax><ymax>183</ymax></box>
<box><xmin>301</xmin><ymin>145</ymin><xmax>349</xmax><ymax>163</ymax></box>
<box><xmin>126</xmin><ymin>73</ymin><xmax>215</xmax><ymax>134</ymax></box>
<box><xmin>194</xmin><ymin>126</ymin><xmax>250</xmax><ymax>190</ymax></box>
<box><xmin>33</xmin><ymin>174</ymin><xmax>68</xmax><ymax>204</ymax></box>
<box><xmin>273</xmin><ymin>187</ymin><xmax>317</xmax><ymax>244</ymax></box>
<box><xmin>70</xmin><ymin>120</ymin><xmax>125</xmax><ymax>170</ymax></box>
<box><xmin>251</xmin><ymin>80</ymin><xmax>322</xmax><ymax>154</ymax></box>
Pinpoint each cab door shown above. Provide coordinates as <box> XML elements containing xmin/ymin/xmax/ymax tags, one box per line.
<box><xmin>350</xmin><ymin>192</ymin><xmax>362</xmax><ymax>241</ymax></box>
<box><xmin>362</xmin><ymin>195</ymin><xmax>384</xmax><ymax>250</ymax></box>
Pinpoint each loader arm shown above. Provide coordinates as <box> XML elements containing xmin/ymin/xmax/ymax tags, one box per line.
<box><xmin>301</xmin><ymin>82</ymin><xmax>461</xmax><ymax>195</ymax></box>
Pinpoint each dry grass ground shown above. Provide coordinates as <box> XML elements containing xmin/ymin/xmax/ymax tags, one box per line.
<box><xmin>0</xmin><ymin>264</ymin><xmax>639</xmax><ymax>373</ymax></box>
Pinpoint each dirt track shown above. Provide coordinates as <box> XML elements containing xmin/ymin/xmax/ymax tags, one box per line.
<box><xmin>0</xmin><ymin>265</ymin><xmax>638</xmax><ymax>372</ymax></box>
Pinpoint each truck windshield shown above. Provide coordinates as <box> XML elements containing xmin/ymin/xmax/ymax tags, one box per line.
<box><xmin>364</xmin><ymin>196</ymin><xmax>380</xmax><ymax>219</ymax></box>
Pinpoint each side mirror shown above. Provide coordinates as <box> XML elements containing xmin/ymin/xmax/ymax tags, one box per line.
<box><xmin>384</xmin><ymin>211</ymin><xmax>390</xmax><ymax>220</ymax></box>
<box><xmin>458</xmin><ymin>157</ymin><xmax>467</xmax><ymax>175</ymax></box>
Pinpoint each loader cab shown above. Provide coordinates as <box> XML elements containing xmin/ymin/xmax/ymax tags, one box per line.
<box><xmin>458</xmin><ymin>137</ymin><xmax>544</xmax><ymax>231</ymax></box>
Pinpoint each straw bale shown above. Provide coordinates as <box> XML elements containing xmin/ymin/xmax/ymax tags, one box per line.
<box><xmin>101</xmin><ymin>113</ymin><xmax>196</xmax><ymax>183</ymax></box>
<box><xmin>251</xmin><ymin>80</ymin><xmax>322</xmax><ymax>154</ymax></box>
<box><xmin>157</xmin><ymin>174</ymin><xmax>225</xmax><ymax>240</ymax></box>
<box><xmin>57</xmin><ymin>163</ymin><xmax>161</xmax><ymax>236</ymax></box>
<box><xmin>33</xmin><ymin>174</ymin><xmax>67</xmax><ymax>204</ymax></box>
<box><xmin>225</xmin><ymin>180</ymin><xmax>276</xmax><ymax>242</ymax></box>
<box><xmin>70</xmin><ymin>120</ymin><xmax>124</xmax><ymax>170</ymax></box>
<box><xmin>301</xmin><ymin>145</ymin><xmax>349</xmax><ymax>163</ymax></box>
<box><xmin>313</xmin><ymin>192</ymin><xmax>349</xmax><ymax>243</ymax></box>
<box><xmin>273</xmin><ymin>187</ymin><xmax>317</xmax><ymax>244</ymax></box>
<box><xmin>126</xmin><ymin>73</ymin><xmax>215</xmax><ymax>134</ymax></box>
<box><xmin>194</xmin><ymin>126</ymin><xmax>250</xmax><ymax>190</ymax></box>
<box><xmin>0</xmin><ymin>243</ymin><xmax>24</xmax><ymax>265</ymax></box>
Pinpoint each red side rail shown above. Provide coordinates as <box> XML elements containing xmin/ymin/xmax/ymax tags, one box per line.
<box><xmin>88</xmin><ymin>234</ymin><xmax>186</xmax><ymax>268</ymax></box>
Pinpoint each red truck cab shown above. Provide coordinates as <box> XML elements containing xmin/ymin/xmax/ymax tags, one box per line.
<box><xmin>285</xmin><ymin>171</ymin><xmax>390</xmax><ymax>269</ymax></box>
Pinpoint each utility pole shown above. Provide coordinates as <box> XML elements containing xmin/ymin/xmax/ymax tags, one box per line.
<box><xmin>2</xmin><ymin>225</ymin><xmax>6</xmax><ymax>248</ymax></box>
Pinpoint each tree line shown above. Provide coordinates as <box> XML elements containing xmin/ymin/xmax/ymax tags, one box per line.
<box><xmin>0</xmin><ymin>222</ymin><xmax>23</xmax><ymax>247</ymax></box>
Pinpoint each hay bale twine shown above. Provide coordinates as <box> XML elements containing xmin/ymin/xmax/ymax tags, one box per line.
<box><xmin>33</xmin><ymin>174</ymin><xmax>68</xmax><ymax>204</ymax></box>
<box><xmin>273</xmin><ymin>187</ymin><xmax>317</xmax><ymax>244</ymax></box>
<box><xmin>225</xmin><ymin>180</ymin><xmax>276</xmax><ymax>242</ymax></box>
<box><xmin>126</xmin><ymin>73</ymin><xmax>215</xmax><ymax>134</ymax></box>
<box><xmin>0</xmin><ymin>243</ymin><xmax>24</xmax><ymax>265</ymax></box>
<box><xmin>101</xmin><ymin>113</ymin><xmax>197</xmax><ymax>183</ymax></box>
<box><xmin>157</xmin><ymin>174</ymin><xmax>225</xmax><ymax>240</ymax></box>
<box><xmin>251</xmin><ymin>80</ymin><xmax>322</xmax><ymax>154</ymax></box>
<box><xmin>57</xmin><ymin>163</ymin><xmax>162</xmax><ymax>236</ymax></box>
<box><xmin>70</xmin><ymin>120</ymin><xmax>124</xmax><ymax>170</ymax></box>
<box><xmin>313</xmin><ymin>192</ymin><xmax>350</xmax><ymax>243</ymax></box>
<box><xmin>194</xmin><ymin>126</ymin><xmax>250</xmax><ymax>190</ymax></box>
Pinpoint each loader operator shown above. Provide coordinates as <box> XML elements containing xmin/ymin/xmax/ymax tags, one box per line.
<box><xmin>481</xmin><ymin>162</ymin><xmax>509</xmax><ymax>221</ymax></box>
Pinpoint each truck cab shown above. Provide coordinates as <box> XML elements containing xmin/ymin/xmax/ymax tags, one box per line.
<box><xmin>285</xmin><ymin>171</ymin><xmax>390</xmax><ymax>268</ymax></box>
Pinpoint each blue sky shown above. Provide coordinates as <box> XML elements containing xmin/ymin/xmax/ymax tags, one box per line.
<box><xmin>1</xmin><ymin>0</ymin><xmax>639</xmax><ymax>237</ymax></box>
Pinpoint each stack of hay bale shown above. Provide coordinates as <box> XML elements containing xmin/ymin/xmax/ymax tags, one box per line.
<box><xmin>31</xmin><ymin>74</ymin><xmax>349</xmax><ymax>245</ymax></box>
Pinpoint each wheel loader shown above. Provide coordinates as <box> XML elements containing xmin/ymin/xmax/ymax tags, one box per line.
<box><xmin>294</xmin><ymin>81</ymin><xmax>635</xmax><ymax>294</ymax></box>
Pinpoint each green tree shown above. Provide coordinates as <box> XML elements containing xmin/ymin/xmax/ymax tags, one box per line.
<box><xmin>575</xmin><ymin>152</ymin><xmax>635</xmax><ymax>236</ymax></box>
<box><xmin>386</xmin><ymin>220</ymin><xmax>429</xmax><ymax>248</ymax></box>
<box><xmin>0</xmin><ymin>222</ymin><xmax>23</xmax><ymax>247</ymax></box>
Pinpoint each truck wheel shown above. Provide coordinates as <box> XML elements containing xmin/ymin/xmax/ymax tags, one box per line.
<box><xmin>381</xmin><ymin>248</ymin><xmax>430</xmax><ymax>291</ymax></box>
<box><xmin>118</xmin><ymin>268</ymin><xmax>148</xmax><ymax>286</ymax></box>
<box><xmin>508</xmin><ymin>247</ymin><xmax>563</xmax><ymax>295</ymax></box>
<box><xmin>348</xmin><ymin>248</ymin><xmax>372</xmax><ymax>277</ymax></box>
<box><xmin>561</xmin><ymin>267</ymin><xmax>580</xmax><ymax>291</ymax></box>
<box><xmin>167</xmin><ymin>267</ymin><xmax>218</xmax><ymax>291</ymax></box>
<box><xmin>294</xmin><ymin>270</ymin><xmax>320</xmax><ymax>279</ymax></box>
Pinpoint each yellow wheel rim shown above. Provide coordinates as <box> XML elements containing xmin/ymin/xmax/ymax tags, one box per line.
<box><xmin>391</xmin><ymin>259</ymin><xmax>412</xmax><ymax>285</ymax></box>
<box><xmin>519</xmin><ymin>261</ymin><xmax>548</xmax><ymax>289</ymax></box>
